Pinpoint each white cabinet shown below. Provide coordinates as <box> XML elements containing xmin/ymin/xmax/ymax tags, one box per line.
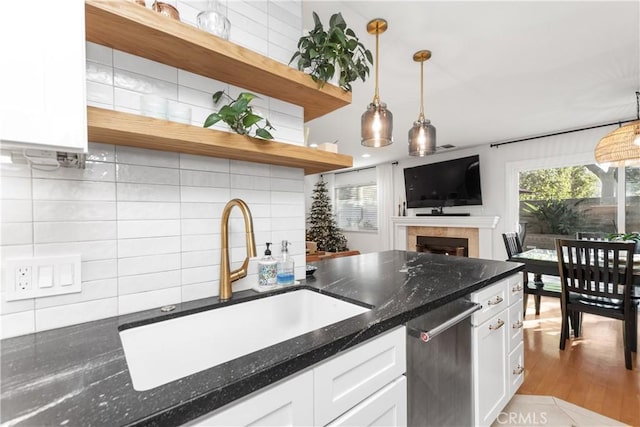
<box><xmin>471</xmin><ymin>274</ymin><xmax>524</xmax><ymax>426</ymax></box>
<box><xmin>189</xmin><ymin>326</ymin><xmax>406</xmax><ymax>427</ymax></box>
<box><xmin>0</xmin><ymin>0</ymin><xmax>87</xmax><ymax>153</ymax></box>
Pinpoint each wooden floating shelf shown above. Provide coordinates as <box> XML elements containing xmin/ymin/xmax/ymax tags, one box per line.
<box><xmin>87</xmin><ymin>107</ymin><xmax>353</xmax><ymax>175</ymax></box>
<box><xmin>84</xmin><ymin>0</ymin><xmax>351</xmax><ymax>122</ymax></box>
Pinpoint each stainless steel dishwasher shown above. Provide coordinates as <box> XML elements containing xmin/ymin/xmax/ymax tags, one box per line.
<box><xmin>407</xmin><ymin>298</ymin><xmax>481</xmax><ymax>426</ymax></box>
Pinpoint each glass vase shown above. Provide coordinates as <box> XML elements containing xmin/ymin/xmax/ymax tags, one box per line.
<box><xmin>197</xmin><ymin>0</ymin><xmax>230</xmax><ymax>40</ymax></box>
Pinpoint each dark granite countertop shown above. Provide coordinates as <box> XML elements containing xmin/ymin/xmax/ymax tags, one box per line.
<box><xmin>1</xmin><ymin>250</ymin><xmax>523</xmax><ymax>427</ymax></box>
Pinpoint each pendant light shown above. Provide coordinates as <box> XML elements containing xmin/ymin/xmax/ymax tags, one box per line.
<box><xmin>408</xmin><ymin>50</ymin><xmax>436</xmax><ymax>156</ymax></box>
<box><xmin>594</xmin><ymin>91</ymin><xmax>640</xmax><ymax>166</ymax></box>
<box><xmin>361</xmin><ymin>19</ymin><xmax>393</xmax><ymax>147</ymax></box>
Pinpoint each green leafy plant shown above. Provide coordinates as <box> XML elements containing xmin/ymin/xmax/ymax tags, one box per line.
<box><xmin>203</xmin><ymin>91</ymin><xmax>274</xmax><ymax>140</ymax></box>
<box><xmin>522</xmin><ymin>199</ymin><xmax>586</xmax><ymax>235</ymax></box>
<box><xmin>289</xmin><ymin>12</ymin><xmax>373</xmax><ymax>92</ymax></box>
<box><xmin>606</xmin><ymin>232</ymin><xmax>640</xmax><ymax>242</ymax></box>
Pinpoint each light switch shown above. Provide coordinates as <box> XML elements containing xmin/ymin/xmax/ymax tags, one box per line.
<box><xmin>38</xmin><ymin>265</ymin><xmax>54</xmax><ymax>288</ymax></box>
<box><xmin>59</xmin><ymin>263</ymin><xmax>74</xmax><ymax>286</ymax></box>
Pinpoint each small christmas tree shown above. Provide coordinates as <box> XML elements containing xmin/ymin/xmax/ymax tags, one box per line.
<box><xmin>307</xmin><ymin>179</ymin><xmax>348</xmax><ymax>252</ymax></box>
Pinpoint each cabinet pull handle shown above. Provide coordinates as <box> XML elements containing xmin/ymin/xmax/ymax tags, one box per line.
<box><xmin>512</xmin><ymin>284</ymin><xmax>523</xmax><ymax>292</ymax></box>
<box><xmin>487</xmin><ymin>296</ymin><xmax>504</xmax><ymax>306</ymax></box>
<box><xmin>513</xmin><ymin>365</ymin><xmax>524</xmax><ymax>375</ymax></box>
<box><xmin>489</xmin><ymin>319</ymin><xmax>505</xmax><ymax>330</ymax></box>
<box><xmin>512</xmin><ymin>320</ymin><xmax>524</xmax><ymax>329</ymax></box>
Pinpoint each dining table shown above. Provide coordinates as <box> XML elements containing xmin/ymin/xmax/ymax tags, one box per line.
<box><xmin>509</xmin><ymin>248</ymin><xmax>640</xmax><ymax>296</ymax></box>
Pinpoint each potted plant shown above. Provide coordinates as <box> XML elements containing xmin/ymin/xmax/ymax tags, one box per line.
<box><xmin>203</xmin><ymin>90</ymin><xmax>274</xmax><ymax>140</ymax></box>
<box><xmin>290</xmin><ymin>12</ymin><xmax>373</xmax><ymax>92</ymax></box>
<box><xmin>606</xmin><ymin>232</ymin><xmax>640</xmax><ymax>253</ymax></box>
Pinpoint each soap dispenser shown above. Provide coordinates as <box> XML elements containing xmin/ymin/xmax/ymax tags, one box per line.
<box><xmin>277</xmin><ymin>240</ymin><xmax>295</xmax><ymax>285</ymax></box>
<box><xmin>258</xmin><ymin>242</ymin><xmax>277</xmax><ymax>288</ymax></box>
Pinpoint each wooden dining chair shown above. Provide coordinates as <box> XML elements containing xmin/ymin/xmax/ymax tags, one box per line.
<box><xmin>502</xmin><ymin>232</ymin><xmax>561</xmax><ymax>315</ymax></box>
<box><xmin>575</xmin><ymin>231</ymin><xmax>608</xmax><ymax>240</ymax></box>
<box><xmin>555</xmin><ymin>238</ymin><xmax>638</xmax><ymax>370</ymax></box>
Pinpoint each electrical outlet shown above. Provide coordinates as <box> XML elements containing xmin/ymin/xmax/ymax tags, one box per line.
<box><xmin>15</xmin><ymin>266</ymin><xmax>32</xmax><ymax>291</ymax></box>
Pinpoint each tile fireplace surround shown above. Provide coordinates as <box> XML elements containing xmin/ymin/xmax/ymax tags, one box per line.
<box><xmin>390</xmin><ymin>216</ymin><xmax>500</xmax><ymax>259</ymax></box>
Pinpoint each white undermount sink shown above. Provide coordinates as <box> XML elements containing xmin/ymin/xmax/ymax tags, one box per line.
<box><xmin>119</xmin><ymin>289</ymin><xmax>370</xmax><ymax>391</ymax></box>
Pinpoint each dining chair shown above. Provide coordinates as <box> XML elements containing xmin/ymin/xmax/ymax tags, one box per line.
<box><xmin>575</xmin><ymin>231</ymin><xmax>608</xmax><ymax>240</ymax></box>
<box><xmin>555</xmin><ymin>238</ymin><xmax>638</xmax><ymax>370</ymax></box>
<box><xmin>502</xmin><ymin>232</ymin><xmax>561</xmax><ymax>315</ymax></box>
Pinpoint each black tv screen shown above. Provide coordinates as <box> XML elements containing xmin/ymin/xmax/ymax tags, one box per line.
<box><xmin>404</xmin><ymin>155</ymin><xmax>483</xmax><ymax>208</ymax></box>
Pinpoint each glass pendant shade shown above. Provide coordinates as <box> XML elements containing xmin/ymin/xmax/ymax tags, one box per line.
<box><xmin>361</xmin><ymin>102</ymin><xmax>393</xmax><ymax>147</ymax></box>
<box><xmin>361</xmin><ymin>19</ymin><xmax>392</xmax><ymax>148</ymax></box>
<box><xmin>408</xmin><ymin>118</ymin><xmax>436</xmax><ymax>156</ymax></box>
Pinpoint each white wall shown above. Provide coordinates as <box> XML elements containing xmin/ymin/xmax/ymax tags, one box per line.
<box><xmin>0</xmin><ymin>0</ymin><xmax>305</xmax><ymax>338</ymax></box>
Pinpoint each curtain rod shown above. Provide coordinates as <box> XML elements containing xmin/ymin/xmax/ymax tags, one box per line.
<box><xmin>334</xmin><ymin>165</ymin><xmax>376</xmax><ymax>175</ymax></box>
<box><xmin>490</xmin><ymin>118</ymin><xmax>636</xmax><ymax>148</ymax></box>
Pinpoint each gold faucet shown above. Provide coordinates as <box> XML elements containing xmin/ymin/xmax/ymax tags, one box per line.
<box><xmin>219</xmin><ymin>199</ymin><xmax>257</xmax><ymax>301</ymax></box>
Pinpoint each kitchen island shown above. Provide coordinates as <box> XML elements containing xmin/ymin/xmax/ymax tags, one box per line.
<box><xmin>0</xmin><ymin>250</ymin><xmax>523</xmax><ymax>426</ymax></box>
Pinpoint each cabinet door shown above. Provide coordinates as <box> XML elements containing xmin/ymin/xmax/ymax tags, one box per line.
<box><xmin>327</xmin><ymin>376</ymin><xmax>407</xmax><ymax>427</ymax></box>
<box><xmin>508</xmin><ymin>301</ymin><xmax>524</xmax><ymax>352</ymax></box>
<box><xmin>0</xmin><ymin>0</ymin><xmax>87</xmax><ymax>152</ymax></box>
<box><xmin>508</xmin><ymin>342</ymin><xmax>525</xmax><ymax>397</ymax></box>
<box><xmin>473</xmin><ymin>311</ymin><xmax>508</xmax><ymax>427</ymax></box>
<box><xmin>186</xmin><ymin>370</ymin><xmax>313</xmax><ymax>427</ymax></box>
<box><xmin>314</xmin><ymin>326</ymin><xmax>406</xmax><ymax>426</ymax></box>
<box><xmin>508</xmin><ymin>274</ymin><xmax>524</xmax><ymax>307</ymax></box>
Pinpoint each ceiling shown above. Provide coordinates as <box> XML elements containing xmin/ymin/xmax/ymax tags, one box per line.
<box><xmin>302</xmin><ymin>1</ymin><xmax>640</xmax><ymax>169</ymax></box>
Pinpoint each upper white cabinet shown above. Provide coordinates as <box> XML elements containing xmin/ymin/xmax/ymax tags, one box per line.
<box><xmin>0</xmin><ymin>0</ymin><xmax>87</xmax><ymax>153</ymax></box>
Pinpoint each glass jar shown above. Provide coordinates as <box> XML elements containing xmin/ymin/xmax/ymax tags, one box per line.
<box><xmin>197</xmin><ymin>0</ymin><xmax>230</xmax><ymax>40</ymax></box>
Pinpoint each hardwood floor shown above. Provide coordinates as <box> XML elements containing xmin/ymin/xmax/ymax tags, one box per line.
<box><xmin>519</xmin><ymin>297</ymin><xmax>640</xmax><ymax>426</ymax></box>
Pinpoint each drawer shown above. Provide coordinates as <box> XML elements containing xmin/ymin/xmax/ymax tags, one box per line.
<box><xmin>470</xmin><ymin>279</ymin><xmax>509</xmax><ymax>326</ymax></box>
<box><xmin>507</xmin><ymin>274</ymin><xmax>524</xmax><ymax>307</ymax></box>
<box><xmin>326</xmin><ymin>376</ymin><xmax>407</xmax><ymax>427</ymax></box>
<box><xmin>508</xmin><ymin>300</ymin><xmax>524</xmax><ymax>352</ymax></box>
<box><xmin>314</xmin><ymin>326</ymin><xmax>406</xmax><ymax>426</ymax></box>
<box><xmin>508</xmin><ymin>342</ymin><xmax>525</xmax><ymax>397</ymax></box>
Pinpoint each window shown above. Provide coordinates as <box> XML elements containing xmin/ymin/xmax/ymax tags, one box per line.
<box><xmin>626</xmin><ymin>166</ymin><xmax>640</xmax><ymax>232</ymax></box>
<box><xmin>335</xmin><ymin>183</ymin><xmax>378</xmax><ymax>232</ymax></box>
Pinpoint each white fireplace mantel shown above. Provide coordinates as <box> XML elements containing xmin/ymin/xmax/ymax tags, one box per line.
<box><xmin>390</xmin><ymin>215</ymin><xmax>500</xmax><ymax>259</ymax></box>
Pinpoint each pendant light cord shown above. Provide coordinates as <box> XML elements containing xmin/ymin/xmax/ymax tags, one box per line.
<box><xmin>419</xmin><ymin>60</ymin><xmax>424</xmax><ymax>120</ymax></box>
<box><xmin>373</xmin><ymin>23</ymin><xmax>380</xmax><ymax>105</ymax></box>
<box><xmin>636</xmin><ymin>91</ymin><xmax>639</xmax><ymax>120</ymax></box>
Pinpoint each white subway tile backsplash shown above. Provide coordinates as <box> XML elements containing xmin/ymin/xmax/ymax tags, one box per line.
<box><xmin>117</xmin><ymin>183</ymin><xmax>180</xmax><ymax>202</ymax></box>
<box><xmin>118</xmin><ymin>287</ymin><xmax>181</xmax><ymax>315</ymax></box>
<box><xmin>180</xmin><ymin>170</ymin><xmax>230</xmax><ymax>188</ymax></box>
<box><xmin>1</xmin><ymin>0</ymin><xmax>306</xmax><ymax>336</ymax></box>
<box><xmin>180</xmin><ymin>154</ymin><xmax>229</xmax><ymax>173</ymax></box>
<box><xmin>116</xmin><ymin>164</ymin><xmax>180</xmax><ymax>185</ymax></box>
<box><xmin>117</xmin><ymin>201</ymin><xmax>181</xmax><ymax>220</ymax></box>
<box><xmin>86</xmin><ymin>42</ymin><xmax>113</xmax><ymax>66</ymax></box>
<box><xmin>1</xmin><ymin>200</ymin><xmax>32</xmax><ymax>223</ymax></box>
<box><xmin>115</xmin><ymin>146</ymin><xmax>180</xmax><ymax>168</ymax></box>
<box><xmin>182</xmin><ymin>265</ymin><xmax>219</xmax><ymax>285</ymax></box>
<box><xmin>35</xmin><ymin>298</ymin><xmax>118</xmax><ymax>332</ymax></box>
<box><xmin>182</xmin><ymin>234</ymin><xmax>220</xmax><ymax>252</ymax></box>
<box><xmin>270</xmin><ymin>177</ymin><xmax>303</xmax><ymax>192</ymax></box>
<box><xmin>33</xmin><ymin>201</ymin><xmax>116</xmax><ymax>222</ymax></box>
<box><xmin>181</xmin><ymin>202</ymin><xmax>224</xmax><ymax>219</ymax></box>
<box><xmin>118</xmin><ymin>219</ymin><xmax>181</xmax><ymax>239</ymax></box>
<box><xmin>118</xmin><ymin>270</ymin><xmax>181</xmax><ymax>295</ymax></box>
<box><xmin>33</xmin><ymin>179</ymin><xmax>115</xmax><ymax>201</ymax></box>
<box><xmin>35</xmin><ymin>240</ymin><xmax>117</xmax><ymax>262</ymax></box>
<box><xmin>35</xmin><ymin>278</ymin><xmax>118</xmax><ymax>310</ymax></box>
<box><xmin>181</xmin><ymin>249</ymin><xmax>220</xmax><ymax>268</ymax></box>
<box><xmin>1</xmin><ymin>177</ymin><xmax>31</xmax><ymax>199</ymax></box>
<box><xmin>114</xmin><ymin>50</ymin><xmax>178</xmax><ymax>84</ymax></box>
<box><xmin>34</xmin><ymin>221</ymin><xmax>117</xmax><ymax>244</ymax></box>
<box><xmin>87</xmin><ymin>143</ymin><xmax>116</xmax><ymax>163</ymax></box>
<box><xmin>181</xmin><ymin>281</ymin><xmax>217</xmax><ymax>302</ymax></box>
<box><xmin>1</xmin><ymin>223</ymin><xmax>33</xmax><ymax>245</ymax></box>
<box><xmin>118</xmin><ymin>253</ymin><xmax>181</xmax><ymax>277</ymax></box>
<box><xmin>181</xmin><ymin>186</ymin><xmax>230</xmax><ymax>203</ymax></box>
<box><xmin>82</xmin><ymin>259</ymin><xmax>119</xmax><ymax>282</ymax></box>
<box><xmin>1</xmin><ymin>311</ymin><xmax>35</xmax><ymax>339</ymax></box>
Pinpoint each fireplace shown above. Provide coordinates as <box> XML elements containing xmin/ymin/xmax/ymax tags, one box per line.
<box><xmin>416</xmin><ymin>236</ymin><xmax>469</xmax><ymax>257</ymax></box>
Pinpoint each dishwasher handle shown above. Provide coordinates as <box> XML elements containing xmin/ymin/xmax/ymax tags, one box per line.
<box><xmin>408</xmin><ymin>302</ymin><xmax>481</xmax><ymax>343</ymax></box>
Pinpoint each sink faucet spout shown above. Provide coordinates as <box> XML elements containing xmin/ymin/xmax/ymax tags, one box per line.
<box><xmin>220</xmin><ymin>199</ymin><xmax>257</xmax><ymax>301</ymax></box>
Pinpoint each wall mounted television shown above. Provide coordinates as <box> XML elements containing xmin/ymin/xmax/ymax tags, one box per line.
<box><xmin>404</xmin><ymin>155</ymin><xmax>483</xmax><ymax>209</ymax></box>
